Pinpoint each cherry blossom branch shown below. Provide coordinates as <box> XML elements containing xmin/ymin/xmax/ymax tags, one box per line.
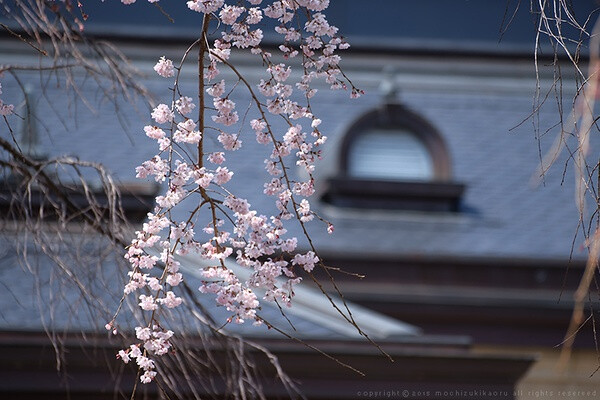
<box><xmin>2</xmin><ymin>0</ymin><xmax>389</xmax><ymax>390</ymax></box>
<box><xmin>198</xmin><ymin>14</ymin><xmax>211</xmax><ymax>165</ymax></box>
<box><xmin>207</xmin><ymin>50</ymin><xmax>389</xmax><ymax>360</ymax></box>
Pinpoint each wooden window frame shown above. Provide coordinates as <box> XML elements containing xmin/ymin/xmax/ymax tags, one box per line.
<box><xmin>323</xmin><ymin>104</ymin><xmax>465</xmax><ymax>212</ymax></box>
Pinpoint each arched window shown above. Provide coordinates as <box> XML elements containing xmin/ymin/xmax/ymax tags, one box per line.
<box><xmin>322</xmin><ymin>104</ymin><xmax>464</xmax><ymax>212</ymax></box>
<box><xmin>348</xmin><ymin>127</ymin><xmax>434</xmax><ymax>181</ymax></box>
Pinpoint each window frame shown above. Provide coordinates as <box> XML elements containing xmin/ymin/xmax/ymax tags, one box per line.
<box><xmin>322</xmin><ymin>103</ymin><xmax>465</xmax><ymax>212</ymax></box>
<box><xmin>338</xmin><ymin>103</ymin><xmax>452</xmax><ymax>181</ymax></box>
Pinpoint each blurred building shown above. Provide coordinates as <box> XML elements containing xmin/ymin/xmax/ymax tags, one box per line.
<box><xmin>1</xmin><ymin>0</ymin><xmax>599</xmax><ymax>398</ymax></box>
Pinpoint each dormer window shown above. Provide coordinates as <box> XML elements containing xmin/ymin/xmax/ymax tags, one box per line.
<box><xmin>348</xmin><ymin>127</ymin><xmax>434</xmax><ymax>181</ymax></box>
<box><xmin>322</xmin><ymin>104</ymin><xmax>465</xmax><ymax>212</ymax></box>
<box><xmin>0</xmin><ymin>89</ymin><xmax>158</xmax><ymax>224</ymax></box>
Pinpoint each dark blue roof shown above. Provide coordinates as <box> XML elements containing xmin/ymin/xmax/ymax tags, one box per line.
<box><xmin>0</xmin><ymin>241</ymin><xmax>350</xmax><ymax>339</ymax></box>
<box><xmin>0</xmin><ymin>48</ymin><xmax>589</xmax><ymax>263</ymax></box>
<box><xmin>6</xmin><ymin>0</ymin><xmax>594</xmax><ymax>54</ymax></box>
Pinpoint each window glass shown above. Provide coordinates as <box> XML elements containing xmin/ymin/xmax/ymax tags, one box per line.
<box><xmin>348</xmin><ymin>128</ymin><xmax>434</xmax><ymax>181</ymax></box>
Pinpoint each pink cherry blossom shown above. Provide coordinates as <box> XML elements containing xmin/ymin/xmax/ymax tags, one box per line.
<box><xmin>206</xmin><ymin>80</ymin><xmax>225</xmax><ymax>97</ymax></box>
<box><xmin>217</xmin><ymin>132</ymin><xmax>242</xmax><ymax>150</ymax></box>
<box><xmin>159</xmin><ymin>291</ymin><xmax>183</xmax><ymax>308</ymax></box>
<box><xmin>0</xmin><ymin>101</ymin><xmax>14</xmax><ymax>116</ymax></box>
<box><xmin>112</xmin><ymin>0</ymin><xmax>362</xmax><ymax>385</ymax></box>
<box><xmin>153</xmin><ymin>56</ymin><xmax>174</xmax><ymax>78</ymax></box>
<box><xmin>187</xmin><ymin>0</ymin><xmax>224</xmax><ymax>14</ymax></box>
<box><xmin>208</xmin><ymin>152</ymin><xmax>225</xmax><ymax>164</ymax></box>
<box><xmin>144</xmin><ymin>125</ymin><xmax>165</xmax><ymax>140</ymax></box>
<box><xmin>139</xmin><ymin>295</ymin><xmax>158</xmax><ymax>311</ymax></box>
<box><xmin>219</xmin><ymin>5</ymin><xmax>244</xmax><ymax>25</ymax></box>
<box><xmin>151</xmin><ymin>104</ymin><xmax>174</xmax><ymax>124</ymax></box>
<box><xmin>175</xmin><ymin>96</ymin><xmax>196</xmax><ymax>115</ymax></box>
<box><xmin>214</xmin><ymin>166</ymin><xmax>233</xmax><ymax>185</ymax></box>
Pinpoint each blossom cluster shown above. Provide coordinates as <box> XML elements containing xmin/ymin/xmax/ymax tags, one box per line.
<box><xmin>115</xmin><ymin>0</ymin><xmax>360</xmax><ymax>384</ymax></box>
<box><xmin>0</xmin><ymin>81</ymin><xmax>14</xmax><ymax>116</ymax></box>
<box><xmin>116</xmin><ymin>325</ymin><xmax>174</xmax><ymax>383</ymax></box>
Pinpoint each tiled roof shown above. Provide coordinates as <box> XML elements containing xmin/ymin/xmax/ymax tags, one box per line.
<box><xmin>0</xmin><ymin>53</ymin><xmax>587</xmax><ymax>265</ymax></box>
<box><xmin>308</xmin><ymin>88</ymin><xmax>587</xmax><ymax>262</ymax></box>
<box><xmin>0</xmin><ymin>240</ymin><xmax>418</xmax><ymax>340</ymax></box>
